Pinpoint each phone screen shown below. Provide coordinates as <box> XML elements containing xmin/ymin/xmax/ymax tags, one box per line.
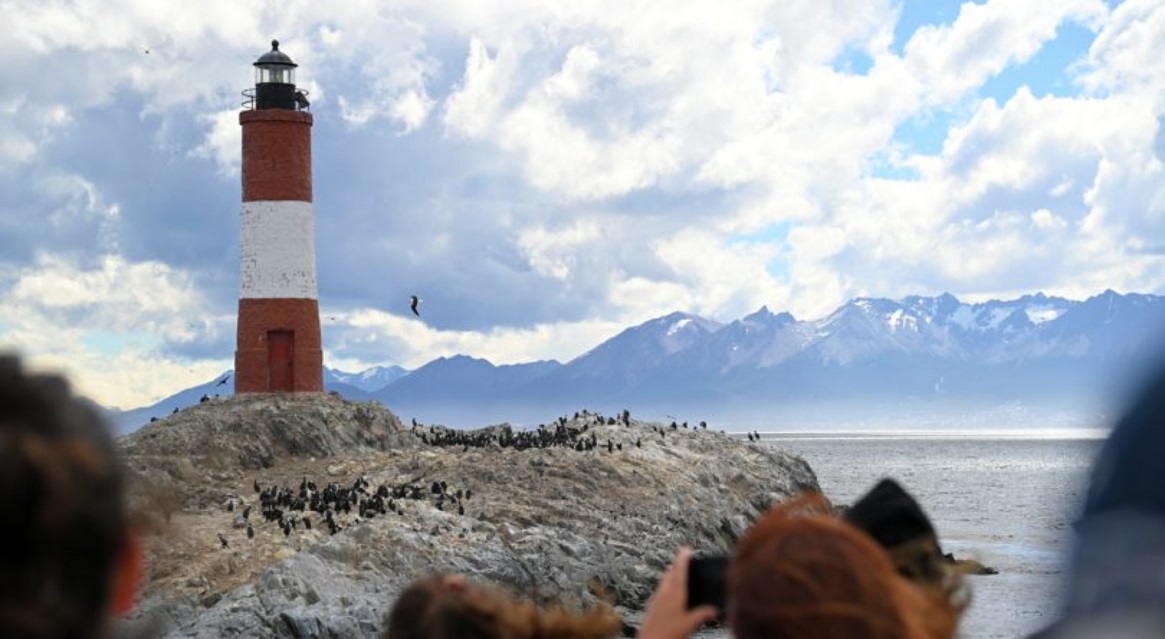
<box><xmin>686</xmin><ymin>555</ymin><xmax>729</xmax><ymax>611</ymax></box>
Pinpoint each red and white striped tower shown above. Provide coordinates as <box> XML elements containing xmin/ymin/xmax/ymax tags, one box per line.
<box><xmin>235</xmin><ymin>40</ymin><xmax>322</xmax><ymax>393</ymax></box>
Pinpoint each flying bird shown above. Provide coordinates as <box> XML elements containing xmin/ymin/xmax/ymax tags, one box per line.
<box><xmin>216</xmin><ymin>374</ymin><xmax>231</xmax><ymax>387</ymax></box>
<box><xmin>409</xmin><ymin>295</ymin><xmax>421</xmax><ymax>317</ymax></box>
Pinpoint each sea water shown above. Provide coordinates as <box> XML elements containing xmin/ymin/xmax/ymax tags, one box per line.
<box><xmin>705</xmin><ymin>431</ymin><xmax>1103</xmax><ymax>639</ymax></box>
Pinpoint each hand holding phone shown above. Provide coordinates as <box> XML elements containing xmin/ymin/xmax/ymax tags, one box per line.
<box><xmin>686</xmin><ymin>554</ymin><xmax>729</xmax><ymax>611</ymax></box>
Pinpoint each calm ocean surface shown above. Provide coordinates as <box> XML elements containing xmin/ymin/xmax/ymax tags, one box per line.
<box><xmin>710</xmin><ymin>431</ymin><xmax>1104</xmax><ymax>639</ymax></box>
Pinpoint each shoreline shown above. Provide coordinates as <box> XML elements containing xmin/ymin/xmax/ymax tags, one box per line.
<box><xmin>747</xmin><ymin>427</ymin><xmax>1108</xmax><ymax>440</ymax></box>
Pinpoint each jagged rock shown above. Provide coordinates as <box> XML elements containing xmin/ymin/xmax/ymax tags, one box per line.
<box><xmin>116</xmin><ymin>398</ymin><xmax>818</xmax><ymax>638</ymax></box>
<box><xmin>121</xmin><ymin>393</ymin><xmax>416</xmax><ymax>471</ymax></box>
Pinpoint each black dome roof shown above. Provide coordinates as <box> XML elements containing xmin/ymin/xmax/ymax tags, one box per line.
<box><xmin>254</xmin><ymin>39</ymin><xmax>297</xmax><ymax>67</ymax></box>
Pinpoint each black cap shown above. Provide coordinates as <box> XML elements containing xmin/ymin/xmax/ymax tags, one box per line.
<box><xmin>843</xmin><ymin>478</ymin><xmax>937</xmax><ymax>548</ymax></box>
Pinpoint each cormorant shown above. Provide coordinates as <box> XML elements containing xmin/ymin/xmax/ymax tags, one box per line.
<box><xmin>410</xmin><ymin>295</ymin><xmax>421</xmax><ymax>316</ymax></box>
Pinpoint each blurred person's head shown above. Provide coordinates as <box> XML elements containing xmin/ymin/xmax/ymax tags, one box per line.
<box><xmin>0</xmin><ymin>355</ymin><xmax>140</xmax><ymax>638</ymax></box>
<box><xmin>728</xmin><ymin>493</ymin><xmax>961</xmax><ymax>639</ymax></box>
<box><xmin>1040</xmin><ymin>361</ymin><xmax>1165</xmax><ymax>637</ymax></box>
<box><xmin>843</xmin><ymin>478</ymin><xmax>955</xmax><ymax>589</ymax></box>
<box><xmin>383</xmin><ymin>573</ymin><xmax>622</xmax><ymax>639</ymax></box>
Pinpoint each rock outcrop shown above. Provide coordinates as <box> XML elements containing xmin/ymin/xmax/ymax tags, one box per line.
<box><xmin>116</xmin><ymin>394</ymin><xmax>819</xmax><ymax>638</ymax></box>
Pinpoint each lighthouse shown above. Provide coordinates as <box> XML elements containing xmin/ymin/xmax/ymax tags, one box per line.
<box><xmin>234</xmin><ymin>40</ymin><xmax>323</xmax><ymax>393</ymax></box>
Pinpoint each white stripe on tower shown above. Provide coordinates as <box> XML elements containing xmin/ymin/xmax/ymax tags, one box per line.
<box><xmin>240</xmin><ymin>200</ymin><xmax>317</xmax><ymax>298</ymax></box>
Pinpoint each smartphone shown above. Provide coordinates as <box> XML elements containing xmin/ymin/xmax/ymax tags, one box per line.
<box><xmin>686</xmin><ymin>555</ymin><xmax>729</xmax><ymax>611</ymax></box>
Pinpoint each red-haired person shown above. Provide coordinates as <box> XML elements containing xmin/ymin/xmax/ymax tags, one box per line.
<box><xmin>640</xmin><ymin>494</ymin><xmax>963</xmax><ymax>639</ymax></box>
<box><xmin>382</xmin><ymin>573</ymin><xmax>623</xmax><ymax>639</ymax></box>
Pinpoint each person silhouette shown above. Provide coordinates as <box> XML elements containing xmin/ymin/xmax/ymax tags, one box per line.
<box><xmin>0</xmin><ymin>354</ymin><xmax>142</xmax><ymax>638</ymax></box>
<box><xmin>1029</xmin><ymin>361</ymin><xmax>1165</xmax><ymax>638</ymax></box>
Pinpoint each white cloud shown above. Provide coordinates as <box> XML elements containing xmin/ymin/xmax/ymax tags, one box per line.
<box><xmin>191</xmin><ymin>108</ymin><xmax>242</xmax><ymax>176</ymax></box>
<box><xmin>1031</xmin><ymin>208</ymin><xmax>1068</xmax><ymax>231</ymax></box>
<box><xmin>10</xmin><ymin>254</ymin><xmax>198</xmax><ymax>324</ymax></box>
<box><xmin>443</xmin><ymin>37</ymin><xmax>508</xmax><ymax>137</ymax></box>
<box><xmin>651</xmin><ymin>229</ymin><xmax>789</xmax><ymax>319</ymax></box>
<box><xmin>0</xmin><ymin>252</ymin><xmax>228</xmax><ymax>408</ymax></box>
<box><xmin>805</xmin><ymin>82</ymin><xmax>1164</xmax><ymax>303</ymax></box>
<box><xmin>332</xmin><ymin>307</ymin><xmax>624</xmax><ymax>369</ymax></box>
<box><xmin>389</xmin><ymin>89</ymin><xmax>435</xmax><ymax>133</ymax></box>
<box><xmin>1078</xmin><ymin>0</ymin><xmax>1165</xmax><ymax>104</ymax></box>
<box><xmin>517</xmin><ymin>219</ymin><xmax>601</xmax><ymax>281</ymax></box>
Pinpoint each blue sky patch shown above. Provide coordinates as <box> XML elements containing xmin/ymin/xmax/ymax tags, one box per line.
<box><xmin>980</xmin><ymin>21</ymin><xmax>1096</xmax><ymax>101</ymax></box>
<box><xmin>832</xmin><ymin>45</ymin><xmax>875</xmax><ymax>75</ymax></box>
<box><xmin>731</xmin><ymin>221</ymin><xmax>793</xmax><ymax>247</ymax></box>
<box><xmin>868</xmin><ymin>160</ymin><xmax>922</xmax><ymax>181</ymax></box>
<box><xmin>82</xmin><ymin>330</ymin><xmax>154</xmax><ymax>358</ymax></box>
<box><xmin>891</xmin><ymin>0</ymin><xmax>965</xmax><ymax>55</ymax></box>
<box><xmin>891</xmin><ymin>109</ymin><xmax>954</xmax><ymax>156</ymax></box>
<box><xmin>766</xmin><ymin>255</ymin><xmax>792</xmax><ymax>283</ymax></box>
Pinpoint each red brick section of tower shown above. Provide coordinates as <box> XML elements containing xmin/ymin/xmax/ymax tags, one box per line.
<box><xmin>235</xmin><ymin>40</ymin><xmax>323</xmax><ymax>393</ymax></box>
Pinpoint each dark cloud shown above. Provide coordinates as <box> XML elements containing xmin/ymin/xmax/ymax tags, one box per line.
<box><xmin>0</xmin><ymin>94</ymin><xmax>239</xmax><ymax>315</ymax></box>
<box><xmin>47</xmin><ymin>97</ymin><xmax>238</xmax><ymax>268</ymax></box>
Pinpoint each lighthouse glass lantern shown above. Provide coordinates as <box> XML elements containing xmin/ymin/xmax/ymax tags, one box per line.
<box><xmin>253</xmin><ymin>39</ymin><xmax>298</xmax><ymax>110</ymax></box>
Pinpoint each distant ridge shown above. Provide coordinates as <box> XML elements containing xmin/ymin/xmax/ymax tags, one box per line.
<box><xmin>110</xmin><ymin>291</ymin><xmax>1165</xmax><ymax>432</ymax></box>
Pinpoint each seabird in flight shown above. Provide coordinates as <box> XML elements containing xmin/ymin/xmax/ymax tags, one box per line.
<box><xmin>216</xmin><ymin>374</ymin><xmax>231</xmax><ymax>387</ymax></box>
<box><xmin>410</xmin><ymin>295</ymin><xmax>421</xmax><ymax>317</ymax></box>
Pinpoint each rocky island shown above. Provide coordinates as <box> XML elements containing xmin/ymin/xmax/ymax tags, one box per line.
<box><xmin>116</xmin><ymin>393</ymin><xmax>819</xmax><ymax>638</ymax></box>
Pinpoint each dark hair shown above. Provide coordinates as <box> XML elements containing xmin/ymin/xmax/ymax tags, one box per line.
<box><xmin>383</xmin><ymin>574</ymin><xmax>622</xmax><ymax>639</ymax></box>
<box><xmin>728</xmin><ymin>493</ymin><xmax>960</xmax><ymax>639</ymax></box>
<box><xmin>0</xmin><ymin>355</ymin><xmax>128</xmax><ymax>638</ymax></box>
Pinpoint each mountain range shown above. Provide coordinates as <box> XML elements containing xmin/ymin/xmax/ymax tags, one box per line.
<box><xmin>110</xmin><ymin>290</ymin><xmax>1165</xmax><ymax>433</ymax></box>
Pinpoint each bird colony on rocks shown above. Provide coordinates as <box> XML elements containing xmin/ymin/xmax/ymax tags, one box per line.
<box><xmin>116</xmin><ymin>392</ymin><xmax>819</xmax><ymax>638</ymax></box>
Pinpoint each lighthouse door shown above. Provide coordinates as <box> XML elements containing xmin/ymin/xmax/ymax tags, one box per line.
<box><xmin>267</xmin><ymin>330</ymin><xmax>294</xmax><ymax>391</ymax></box>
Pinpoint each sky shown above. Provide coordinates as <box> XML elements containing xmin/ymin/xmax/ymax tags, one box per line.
<box><xmin>1</xmin><ymin>0</ymin><xmax>1163</xmax><ymax>410</ymax></box>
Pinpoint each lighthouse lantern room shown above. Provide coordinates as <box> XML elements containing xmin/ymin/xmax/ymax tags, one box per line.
<box><xmin>235</xmin><ymin>39</ymin><xmax>323</xmax><ymax>394</ymax></box>
<box><xmin>252</xmin><ymin>39</ymin><xmax>299</xmax><ymax>110</ymax></box>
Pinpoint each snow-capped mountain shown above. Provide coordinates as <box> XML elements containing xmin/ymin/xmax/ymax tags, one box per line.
<box><xmin>546</xmin><ymin>311</ymin><xmax>723</xmax><ymax>387</ymax></box>
<box><xmin>324</xmin><ymin>365</ymin><xmax>410</xmax><ymax>392</ymax></box>
<box><xmin>111</xmin><ymin>291</ymin><xmax>1165</xmax><ymax>431</ymax></box>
